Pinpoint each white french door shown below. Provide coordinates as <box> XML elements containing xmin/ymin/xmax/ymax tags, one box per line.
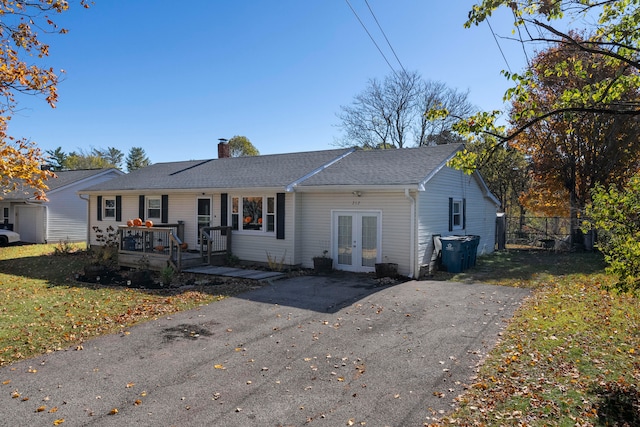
<box><xmin>333</xmin><ymin>211</ymin><xmax>381</xmax><ymax>272</ymax></box>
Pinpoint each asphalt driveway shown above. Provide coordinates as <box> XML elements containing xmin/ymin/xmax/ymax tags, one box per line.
<box><xmin>0</xmin><ymin>274</ymin><xmax>530</xmax><ymax>426</ymax></box>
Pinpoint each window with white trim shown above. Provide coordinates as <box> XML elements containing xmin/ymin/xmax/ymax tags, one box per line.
<box><xmin>231</xmin><ymin>195</ymin><xmax>275</xmax><ymax>232</ymax></box>
<box><xmin>104</xmin><ymin>198</ymin><xmax>116</xmax><ymax>219</ymax></box>
<box><xmin>147</xmin><ymin>197</ymin><xmax>161</xmax><ymax>219</ymax></box>
<box><xmin>451</xmin><ymin>199</ymin><xmax>463</xmax><ymax>230</ymax></box>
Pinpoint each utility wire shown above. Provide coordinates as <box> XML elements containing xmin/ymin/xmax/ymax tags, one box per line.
<box><xmin>486</xmin><ymin>17</ymin><xmax>512</xmax><ymax>73</ymax></box>
<box><xmin>345</xmin><ymin>0</ymin><xmax>400</xmax><ymax>78</ymax></box>
<box><xmin>363</xmin><ymin>0</ymin><xmax>408</xmax><ymax>76</ymax></box>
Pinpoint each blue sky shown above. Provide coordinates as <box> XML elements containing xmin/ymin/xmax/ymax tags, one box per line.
<box><xmin>9</xmin><ymin>1</ymin><xmax>529</xmax><ymax>164</ymax></box>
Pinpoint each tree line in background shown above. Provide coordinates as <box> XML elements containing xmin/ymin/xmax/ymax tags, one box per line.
<box><xmin>45</xmin><ymin>146</ymin><xmax>151</xmax><ymax>172</ymax></box>
<box><xmin>2</xmin><ymin>1</ymin><xmax>640</xmax><ymax>290</ymax></box>
<box><xmin>43</xmin><ymin>134</ymin><xmax>260</xmax><ymax>172</ymax></box>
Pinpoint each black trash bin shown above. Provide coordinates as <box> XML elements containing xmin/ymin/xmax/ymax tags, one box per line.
<box><xmin>468</xmin><ymin>235</ymin><xmax>480</xmax><ymax>267</ymax></box>
<box><xmin>440</xmin><ymin>236</ymin><xmax>467</xmax><ymax>273</ymax></box>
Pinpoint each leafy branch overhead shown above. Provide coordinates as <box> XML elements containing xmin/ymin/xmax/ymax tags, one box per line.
<box><xmin>0</xmin><ymin>1</ymin><xmax>91</xmax><ymax>200</ymax></box>
<box><xmin>454</xmin><ymin>0</ymin><xmax>640</xmax><ymax>145</ymax></box>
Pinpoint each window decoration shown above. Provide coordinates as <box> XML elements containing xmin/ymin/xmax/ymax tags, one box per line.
<box><xmin>231</xmin><ymin>195</ymin><xmax>276</xmax><ymax>232</ymax></box>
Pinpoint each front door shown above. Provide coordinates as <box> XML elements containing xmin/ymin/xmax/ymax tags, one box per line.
<box><xmin>197</xmin><ymin>198</ymin><xmax>211</xmax><ymax>244</ymax></box>
<box><xmin>333</xmin><ymin>211</ymin><xmax>381</xmax><ymax>272</ymax></box>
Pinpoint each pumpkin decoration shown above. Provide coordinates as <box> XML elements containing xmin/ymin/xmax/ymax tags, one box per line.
<box><xmin>126</xmin><ymin>219</ymin><xmax>134</xmax><ymax>227</ymax></box>
<box><xmin>244</xmin><ymin>216</ymin><xmax>252</xmax><ymax>224</ymax></box>
<box><xmin>155</xmin><ymin>245</ymin><xmax>165</xmax><ymax>252</ymax></box>
<box><xmin>133</xmin><ymin>218</ymin><xmax>143</xmax><ymax>227</ymax></box>
<box><xmin>180</xmin><ymin>242</ymin><xmax>188</xmax><ymax>250</ymax></box>
<box><xmin>258</xmin><ymin>218</ymin><xmax>263</xmax><ymax>224</ymax></box>
<box><xmin>145</xmin><ymin>220</ymin><xmax>153</xmax><ymax>228</ymax></box>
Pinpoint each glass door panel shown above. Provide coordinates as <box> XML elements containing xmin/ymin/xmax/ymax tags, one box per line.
<box><xmin>333</xmin><ymin>211</ymin><xmax>381</xmax><ymax>272</ymax></box>
<box><xmin>197</xmin><ymin>198</ymin><xmax>211</xmax><ymax>244</ymax></box>
<box><xmin>361</xmin><ymin>215</ymin><xmax>378</xmax><ymax>267</ymax></box>
<box><xmin>337</xmin><ymin>215</ymin><xmax>353</xmax><ymax>266</ymax></box>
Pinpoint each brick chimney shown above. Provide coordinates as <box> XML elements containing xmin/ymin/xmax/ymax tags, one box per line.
<box><xmin>218</xmin><ymin>138</ymin><xmax>230</xmax><ymax>158</ymax></box>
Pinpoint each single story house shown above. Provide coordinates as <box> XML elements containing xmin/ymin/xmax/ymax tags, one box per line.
<box><xmin>78</xmin><ymin>143</ymin><xmax>499</xmax><ymax>278</ymax></box>
<box><xmin>1</xmin><ymin>168</ymin><xmax>124</xmax><ymax>243</ymax></box>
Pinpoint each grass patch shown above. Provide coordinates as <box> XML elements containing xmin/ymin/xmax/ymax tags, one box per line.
<box><xmin>0</xmin><ymin>244</ymin><xmax>257</xmax><ymax>367</ymax></box>
<box><xmin>428</xmin><ymin>249</ymin><xmax>640</xmax><ymax>426</ymax></box>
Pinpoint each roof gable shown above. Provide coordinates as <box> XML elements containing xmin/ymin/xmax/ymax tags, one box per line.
<box><xmin>297</xmin><ymin>144</ymin><xmax>464</xmax><ymax>188</ymax></box>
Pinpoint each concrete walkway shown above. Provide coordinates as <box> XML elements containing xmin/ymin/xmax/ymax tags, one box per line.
<box><xmin>182</xmin><ymin>265</ymin><xmax>287</xmax><ymax>281</ymax></box>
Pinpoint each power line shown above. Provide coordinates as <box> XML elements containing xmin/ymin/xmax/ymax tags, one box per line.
<box><xmin>363</xmin><ymin>0</ymin><xmax>408</xmax><ymax>76</ymax></box>
<box><xmin>486</xmin><ymin>17</ymin><xmax>512</xmax><ymax>73</ymax></box>
<box><xmin>345</xmin><ymin>0</ymin><xmax>400</xmax><ymax>78</ymax></box>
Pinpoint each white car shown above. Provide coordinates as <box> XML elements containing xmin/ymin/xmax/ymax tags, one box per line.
<box><xmin>0</xmin><ymin>229</ymin><xmax>20</xmax><ymax>246</ymax></box>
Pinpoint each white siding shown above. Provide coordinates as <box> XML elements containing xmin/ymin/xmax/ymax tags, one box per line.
<box><xmin>15</xmin><ymin>205</ymin><xmax>46</xmax><ymax>243</ymax></box>
<box><xmin>89</xmin><ymin>192</ymin><xmax>298</xmax><ymax>267</ymax></box>
<box><xmin>46</xmin><ymin>187</ymin><xmax>89</xmax><ymax>243</ymax></box>
<box><xmin>416</xmin><ymin>167</ymin><xmax>497</xmax><ymax>270</ymax></box>
<box><xmin>44</xmin><ymin>171</ymin><xmax>122</xmax><ymax>243</ymax></box>
<box><xmin>226</xmin><ymin>193</ymin><xmax>296</xmax><ymax>266</ymax></box>
<box><xmin>297</xmin><ymin>191</ymin><xmax>413</xmax><ymax>275</ymax></box>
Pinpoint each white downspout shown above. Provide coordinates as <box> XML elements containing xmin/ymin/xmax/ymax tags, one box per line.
<box><xmin>79</xmin><ymin>194</ymin><xmax>90</xmax><ymax>249</ymax></box>
<box><xmin>404</xmin><ymin>188</ymin><xmax>416</xmax><ymax>278</ymax></box>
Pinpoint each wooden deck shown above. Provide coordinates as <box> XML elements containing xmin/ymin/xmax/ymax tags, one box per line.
<box><xmin>117</xmin><ymin>225</ymin><xmax>231</xmax><ymax>272</ymax></box>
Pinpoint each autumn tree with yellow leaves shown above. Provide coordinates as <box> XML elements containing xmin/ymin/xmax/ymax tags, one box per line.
<box><xmin>0</xmin><ymin>0</ymin><xmax>89</xmax><ymax>200</ymax></box>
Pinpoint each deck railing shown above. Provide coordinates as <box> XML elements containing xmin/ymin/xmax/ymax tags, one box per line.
<box><xmin>118</xmin><ymin>224</ymin><xmax>185</xmax><ymax>271</ymax></box>
<box><xmin>117</xmin><ymin>224</ymin><xmax>232</xmax><ymax>271</ymax></box>
<box><xmin>200</xmin><ymin>226</ymin><xmax>232</xmax><ymax>265</ymax></box>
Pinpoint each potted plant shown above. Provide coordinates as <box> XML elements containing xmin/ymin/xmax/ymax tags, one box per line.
<box><xmin>375</xmin><ymin>258</ymin><xmax>398</xmax><ymax>278</ymax></box>
<box><xmin>313</xmin><ymin>250</ymin><xmax>333</xmax><ymax>273</ymax></box>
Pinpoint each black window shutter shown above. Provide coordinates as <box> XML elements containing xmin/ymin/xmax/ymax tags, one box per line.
<box><xmin>161</xmin><ymin>195</ymin><xmax>169</xmax><ymax>224</ymax></box>
<box><xmin>221</xmin><ymin>193</ymin><xmax>228</xmax><ymax>226</ymax></box>
<box><xmin>138</xmin><ymin>195</ymin><xmax>145</xmax><ymax>220</ymax></box>
<box><xmin>448</xmin><ymin>197</ymin><xmax>453</xmax><ymax>232</ymax></box>
<box><xmin>220</xmin><ymin>193</ymin><xmax>228</xmax><ymax>235</ymax></box>
<box><xmin>276</xmin><ymin>193</ymin><xmax>285</xmax><ymax>240</ymax></box>
<box><xmin>97</xmin><ymin>196</ymin><xmax>102</xmax><ymax>221</ymax></box>
<box><xmin>115</xmin><ymin>195</ymin><xmax>122</xmax><ymax>222</ymax></box>
<box><xmin>463</xmin><ymin>198</ymin><xmax>466</xmax><ymax>229</ymax></box>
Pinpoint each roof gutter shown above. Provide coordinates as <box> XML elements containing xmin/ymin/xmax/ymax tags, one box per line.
<box><xmin>79</xmin><ymin>194</ymin><xmax>90</xmax><ymax>249</ymax></box>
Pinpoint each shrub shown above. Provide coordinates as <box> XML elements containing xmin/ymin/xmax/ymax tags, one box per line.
<box><xmin>586</xmin><ymin>175</ymin><xmax>640</xmax><ymax>292</ymax></box>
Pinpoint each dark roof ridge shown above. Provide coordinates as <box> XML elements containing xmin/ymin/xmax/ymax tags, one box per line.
<box><xmin>169</xmin><ymin>159</ymin><xmax>214</xmax><ymax>176</ymax></box>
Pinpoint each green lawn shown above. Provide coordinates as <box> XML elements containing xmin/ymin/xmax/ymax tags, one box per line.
<box><xmin>0</xmin><ymin>244</ymin><xmax>255</xmax><ymax>367</ymax></box>
<box><xmin>429</xmin><ymin>249</ymin><xmax>640</xmax><ymax>426</ymax></box>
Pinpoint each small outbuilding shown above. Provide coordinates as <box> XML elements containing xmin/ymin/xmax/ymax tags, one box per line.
<box><xmin>1</xmin><ymin>168</ymin><xmax>124</xmax><ymax>243</ymax></box>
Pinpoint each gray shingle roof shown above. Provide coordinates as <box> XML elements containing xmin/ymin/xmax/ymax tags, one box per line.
<box><xmin>81</xmin><ymin>149</ymin><xmax>354</xmax><ymax>192</ymax></box>
<box><xmin>79</xmin><ymin>145</ymin><xmax>464</xmax><ymax>193</ymax></box>
<box><xmin>298</xmin><ymin>144</ymin><xmax>463</xmax><ymax>187</ymax></box>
